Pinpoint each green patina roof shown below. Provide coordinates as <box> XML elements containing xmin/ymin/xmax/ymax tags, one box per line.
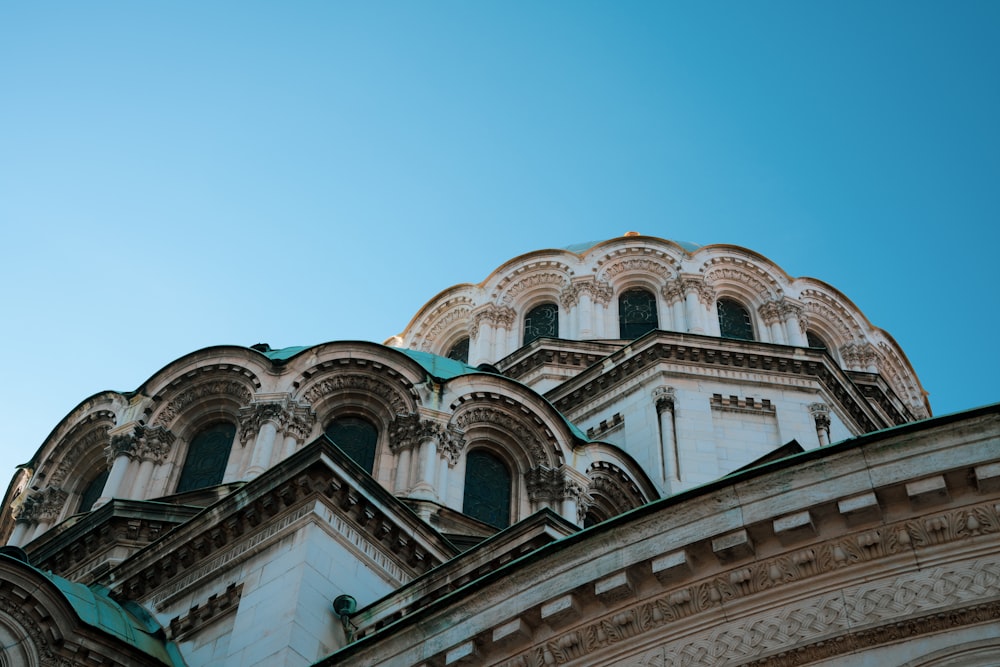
<box><xmin>262</xmin><ymin>345</ymin><xmax>311</xmax><ymax>361</ymax></box>
<box><xmin>564</xmin><ymin>238</ymin><xmax>701</xmax><ymax>254</ymax></box>
<box><xmin>1</xmin><ymin>554</ymin><xmax>185</xmax><ymax>665</ymax></box>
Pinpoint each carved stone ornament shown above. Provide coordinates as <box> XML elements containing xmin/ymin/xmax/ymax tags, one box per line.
<box><xmin>660</xmin><ymin>278</ymin><xmax>685</xmax><ymax>305</ymax></box>
<box><xmin>454</xmin><ymin>406</ymin><xmax>553</xmax><ymax>468</ymax></box>
<box><xmin>153</xmin><ymin>380</ymin><xmax>253</xmax><ymax>428</ymax></box>
<box><xmin>500</xmin><ymin>272</ymin><xmax>568</xmax><ymax>306</ymax></box>
<box><xmin>561</xmin><ymin>278</ymin><xmax>614</xmax><ymax>309</ymax></box>
<box><xmin>16</xmin><ymin>486</ymin><xmax>68</xmax><ymax>524</ymax></box>
<box><xmin>470</xmin><ymin>305</ymin><xmax>518</xmax><ymax>339</ymax></box>
<box><xmin>840</xmin><ymin>341</ymin><xmax>879</xmax><ymax>370</ymax></box>
<box><xmin>303</xmin><ymin>374</ymin><xmax>410</xmax><ymax>416</ymax></box>
<box><xmin>654</xmin><ymin>386</ymin><xmax>676</xmax><ymax>413</ymax></box>
<box><xmin>136</xmin><ymin>425</ymin><xmax>176</xmax><ymax>463</ymax></box>
<box><xmin>809</xmin><ymin>402</ymin><xmax>832</xmax><ymax>430</ymax></box>
<box><xmin>758</xmin><ymin>300</ymin><xmax>783</xmax><ymax>326</ymax></box>
<box><xmin>105</xmin><ymin>431</ymin><xmax>140</xmax><ymax>465</ymax></box>
<box><xmin>438</xmin><ymin>426</ymin><xmax>467</xmax><ymax>466</ymax></box>
<box><xmin>681</xmin><ymin>275</ymin><xmax>717</xmax><ymax>307</ymax></box>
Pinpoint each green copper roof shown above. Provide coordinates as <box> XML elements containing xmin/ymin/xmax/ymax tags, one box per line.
<box><xmin>262</xmin><ymin>345</ymin><xmax>311</xmax><ymax>361</ymax></box>
<box><xmin>564</xmin><ymin>238</ymin><xmax>701</xmax><ymax>254</ymax></box>
<box><xmin>396</xmin><ymin>348</ymin><xmax>482</xmax><ymax>380</ymax></box>
<box><xmin>0</xmin><ymin>554</ymin><xmax>185</xmax><ymax>665</ymax></box>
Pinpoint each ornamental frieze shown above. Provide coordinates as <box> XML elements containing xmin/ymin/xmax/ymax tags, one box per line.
<box><xmin>153</xmin><ymin>380</ymin><xmax>253</xmax><ymax>428</ymax></box>
<box><xmin>49</xmin><ymin>427</ymin><xmax>110</xmax><ymax>487</ymax></box>
<box><xmin>600</xmin><ymin>257</ymin><xmax>673</xmax><ymax>281</ymax></box>
<box><xmin>493</xmin><ymin>496</ymin><xmax>1000</xmax><ymax>667</ymax></box>
<box><xmin>500</xmin><ymin>272</ymin><xmax>569</xmax><ymax>306</ymax></box>
<box><xmin>454</xmin><ymin>406</ymin><xmax>552</xmax><ymax>468</ymax></box>
<box><xmin>303</xmin><ymin>374</ymin><xmax>410</xmax><ymax>415</ymax></box>
<box><xmin>422</xmin><ymin>305</ymin><xmax>472</xmax><ymax>345</ymax></box>
<box><xmin>704</xmin><ymin>266</ymin><xmax>774</xmax><ymax>301</ymax></box>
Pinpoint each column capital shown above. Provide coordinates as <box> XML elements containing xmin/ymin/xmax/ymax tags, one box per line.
<box><xmin>654</xmin><ymin>386</ymin><xmax>676</xmax><ymax>414</ymax></box>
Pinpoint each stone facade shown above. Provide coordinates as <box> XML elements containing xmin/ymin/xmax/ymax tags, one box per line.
<box><xmin>1</xmin><ymin>234</ymin><xmax>994</xmax><ymax>667</ymax></box>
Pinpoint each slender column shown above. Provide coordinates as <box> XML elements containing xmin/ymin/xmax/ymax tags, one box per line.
<box><xmin>240</xmin><ymin>401</ymin><xmax>291</xmax><ymax>479</ymax></box>
<box><xmin>809</xmin><ymin>403</ymin><xmax>832</xmax><ymax>446</ymax></box>
<box><xmin>279</xmin><ymin>403</ymin><xmax>315</xmax><ymax>463</ymax></box>
<box><xmin>470</xmin><ymin>306</ymin><xmax>513</xmax><ymax>366</ymax></box>
<box><xmin>7</xmin><ymin>520</ymin><xmax>31</xmax><ymax>547</ymax></box>
<box><xmin>759</xmin><ymin>301</ymin><xmax>785</xmax><ymax>344</ymax></box>
<box><xmin>28</xmin><ymin>487</ymin><xmax>67</xmax><ymax>541</ymax></box>
<box><xmin>94</xmin><ymin>431</ymin><xmax>139</xmax><ymax>508</ymax></box>
<box><xmin>394</xmin><ymin>447</ymin><xmax>412</xmax><ymax>494</ymax></box>
<box><xmin>681</xmin><ymin>276</ymin><xmax>711</xmax><ymax>333</ymax></box>
<box><xmin>781</xmin><ymin>301</ymin><xmax>808</xmax><ymax>347</ymax></box>
<box><xmin>410</xmin><ymin>435</ymin><xmax>439</xmax><ymax>500</ymax></box>
<box><xmin>654</xmin><ymin>386</ymin><xmax>680</xmax><ymax>487</ymax></box>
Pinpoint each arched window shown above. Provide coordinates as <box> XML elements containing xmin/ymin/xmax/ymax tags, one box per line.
<box><xmin>523</xmin><ymin>303</ymin><xmax>559</xmax><ymax>345</ymax></box>
<box><xmin>78</xmin><ymin>469</ymin><xmax>109</xmax><ymax>513</ymax></box>
<box><xmin>176</xmin><ymin>422</ymin><xmax>236</xmax><ymax>493</ymax></box>
<box><xmin>717</xmin><ymin>298</ymin><xmax>755</xmax><ymax>341</ymax></box>
<box><xmin>325</xmin><ymin>416</ymin><xmax>378</xmax><ymax>474</ymax></box>
<box><xmin>806</xmin><ymin>330</ymin><xmax>828</xmax><ymax>350</ymax></box>
<box><xmin>463</xmin><ymin>450</ymin><xmax>511</xmax><ymax>529</ymax></box>
<box><xmin>446</xmin><ymin>337</ymin><xmax>470</xmax><ymax>364</ymax></box>
<box><xmin>619</xmin><ymin>288</ymin><xmax>659</xmax><ymax>339</ymax></box>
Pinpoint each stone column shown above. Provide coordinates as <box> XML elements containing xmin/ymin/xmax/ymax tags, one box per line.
<box><xmin>29</xmin><ymin>487</ymin><xmax>67</xmax><ymax>541</ymax></box>
<box><xmin>681</xmin><ymin>275</ymin><xmax>712</xmax><ymax>334</ymax></box>
<box><xmin>240</xmin><ymin>401</ymin><xmax>288</xmax><ymax>479</ymax></box>
<box><xmin>7</xmin><ymin>518</ymin><xmax>32</xmax><ymax>547</ymax></box>
<box><xmin>127</xmin><ymin>426</ymin><xmax>175</xmax><ymax>498</ymax></box>
<box><xmin>95</xmin><ymin>430</ymin><xmax>140</xmax><ymax>509</ymax></box>
<box><xmin>560</xmin><ymin>283</ymin><xmax>583</xmax><ymax>340</ymax></box>
<box><xmin>389</xmin><ymin>414</ymin><xmax>421</xmax><ymax>494</ymax></box>
<box><xmin>411</xmin><ymin>435</ymin><xmax>439</xmax><ymax>500</ymax></box>
<box><xmin>654</xmin><ymin>386</ymin><xmax>680</xmax><ymax>486</ymax></box>
<box><xmin>470</xmin><ymin>305</ymin><xmax>514</xmax><ymax>366</ymax></box>
<box><xmin>589</xmin><ymin>279</ymin><xmax>613</xmax><ymax>339</ymax></box>
<box><xmin>279</xmin><ymin>404</ymin><xmax>315</xmax><ymax>462</ymax></box>
<box><xmin>781</xmin><ymin>300</ymin><xmax>808</xmax><ymax>347</ymax></box>
<box><xmin>759</xmin><ymin>301</ymin><xmax>786</xmax><ymax>344</ymax></box>
<box><xmin>809</xmin><ymin>403</ymin><xmax>832</xmax><ymax>446</ymax></box>
<box><xmin>662</xmin><ymin>280</ymin><xmax>685</xmax><ymax>332</ymax></box>
<box><xmin>526</xmin><ymin>467</ymin><xmax>560</xmax><ymax>515</ymax></box>
<box><xmin>437</xmin><ymin>427</ymin><xmax>465</xmax><ymax>507</ymax></box>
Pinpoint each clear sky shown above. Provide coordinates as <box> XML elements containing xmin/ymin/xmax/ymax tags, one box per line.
<box><xmin>1</xmin><ymin>2</ymin><xmax>998</xmax><ymax>485</ymax></box>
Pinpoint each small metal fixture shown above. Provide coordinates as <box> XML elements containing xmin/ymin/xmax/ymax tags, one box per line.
<box><xmin>332</xmin><ymin>594</ymin><xmax>357</xmax><ymax>642</ymax></box>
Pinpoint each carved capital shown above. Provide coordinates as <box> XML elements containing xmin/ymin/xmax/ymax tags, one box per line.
<box><xmin>439</xmin><ymin>426</ymin><xmax>467</xmax><ymax>466</ymax></box>
<box><xmin>470</xmin><ymin>304</ymin><xmax>517</xmax><ymax>339</ymax></box>
<box><xmin>758</xmin><ymin>300</ymin><xmax>783</xmax><ymax>326</ymax></box>
<box><xmin>106</xmin><ymin>431</ymin><xmax>140</xmax><ymax>465</ymax></box>
<box><xmin>840</xmin><ymin>341</ymin><xmax>878</xmax><ymax>370</ymax></box>
<box><xmin>681</xmin><ymin>275</ymin><xmax>716</xmax><ymax>307</ymax></box>
<box><xmin>654</xmin><ymin>386</ymin><xmax>676</xmax><ymax>414</ymax></box>
<box><xmin>809</xmin><ymin>402</ymin><xmax>832</xmax><ymax>431</ymax></box>
<box><xmin>18</xmin><ymin>486</ymin><xmax>69</xmax><ymax>524</ymax></box>
<box><xmin>137</xmin><ymin>425</ymin><xmax>176</xmax><ymax>463</ymax></box>
<box><xmin>389</xmin><ymin>414</ymin><xmax>451</xmax><ymax>453</ymax></box>
<box><xmin>661</xmin><ymin>279</ymin><xmax>685</xmax><ymax>305</ymax></box>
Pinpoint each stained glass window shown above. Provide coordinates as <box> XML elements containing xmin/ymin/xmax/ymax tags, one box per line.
<box><xmin>78</xmin><ymin>468</ymin><xmax>109</xmax><ymax>512</ymax></box>
<box><xmin>325</xmin><ymin>416</ymin><xmax>378</xmax><ymax>474</ymax></box>
<box><xmin>806</xmin><ymin>331</ymin><xmax>827</xmax><ymax>350</ymax></box>
<box><xmin>618</xmin><ymin>289</ymin><xmax>659</xmax><ymax>339</ymax></box>
<box><xmin>447</xmin><ymin>337</ymin><xmax>470</xmax><ymax>363</ymax></box>
<box><xmin>717</xmin><ymin>298</ymin><xmax>755</xmax><ymax>341</ymax></box>
<box><xmin>463</xmin><ymin>450</ymin><xmax>511</xmax><ymax>528</ymax></box>
<box><xmin>176</xmin><ymin>422</ymin><xmax>236</xmax><ymax>493</ymax></box>
<box><xmin>523</xmin><ymin>303</ymin><xmax>559</xmax><ymax>345</ymax></box>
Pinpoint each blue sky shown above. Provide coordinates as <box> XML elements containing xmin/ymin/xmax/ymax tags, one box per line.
<box><xmin>1</xmin><ymin>2</ymin><xmax>998</xmax><ymax>483</ymax></box>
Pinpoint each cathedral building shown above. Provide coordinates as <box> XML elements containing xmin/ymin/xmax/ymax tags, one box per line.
<box><xmin>1</xmin><ymin>234</ymin><xmax>997</xmax><ymax>666</ymax></box>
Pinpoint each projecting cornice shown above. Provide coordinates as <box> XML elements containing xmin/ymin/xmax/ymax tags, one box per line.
<box><xmin>319</xmin><ymin>406</ymin><xmax>1000</xmax><ymax>667</ymax></box>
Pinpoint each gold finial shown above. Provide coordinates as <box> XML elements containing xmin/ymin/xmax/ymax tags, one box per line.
<box><xmin>624</xmin><ymin>231</ymin><xmax>640</xmax><ymax>237</ymax></box>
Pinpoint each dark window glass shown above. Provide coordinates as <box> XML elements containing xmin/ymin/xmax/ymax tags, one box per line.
<box><xmin>446</xmin><ymin>337</ymin><xmax>470</xmax><ymax>363</ymax></box>
<box><xmin>523</xmin><ymin>303</ymin><xmax>559</xmax><ymax>345</ymax></box>
<box><xmin>325</xmin><ymin>416</ymin><xmax>378</xmax><ymax>474</ymax></box>
<box><xmin>806</xmin><ymin>331</ymin><xmax>827</xmax><ymax>349</ymax></box>
<box><xmin>78</xmin><ymin>468</ymin><xmax>109</xmax><ymax>513</ymax></box>
<box><xmin>618</xmin><ymin>289</ymin><xmax>659</xmax><ymax>339</ymax></box>
<box><xmin>176</xmin><ymin>423</ymin><xmax>236</xmax><ymax>493</ymax></box>
<box><xmin>717</xmin><ymin>298</ymin><xmax>755</xmax><ymax>341</ymax></box>
<box><xmin>463</xmin><ymin>450</ymin><xmax>511</xmax><ymax>528</ymax></box>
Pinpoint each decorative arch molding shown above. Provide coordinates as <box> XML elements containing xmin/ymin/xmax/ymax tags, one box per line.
<box><xmin>411</xmin><ymin>295</ymin><xmax>475</xmax><ymax>353</ymax></box>
<box><xmin>873</xmin><ymin>338</ymin><xmax>930</xmax><ymax>418</ymax></box>
<box><xmin>149</xmin><ymin>370</ymin><xmax>256</xmax><ymax>430</ymax></box>
<box><xmin>496</xmin><ymin>270</ymin><xmax>571</xmax><ymax>308</ymax></box>
<box><xmin>594</xmin><ymin>245</ymin><xmax>681</xmax><ymax>286</ymax></box>
<box><xmin>584</xmin><ymin>460</ymin><xmax>649</xmax><ymax>523</ymax></box>
<box><xmin>800</xmin><ymin>286</ymin><xmax>866</xmax><ymax>346</ymax></box>
<box><xmin>300</xmin><ymin>368</ymin><xmax>419</xmax><ymax>427</ymax></box>
<box><xmin>703</xmin><ymin>256</ymin><xmax>783</xmax><ymax>303</ymax></box>
<box><xmin>451</xmin><ymin>399</ymin><xmax>564</xmax><ymax>470</ymax></box>
<box><xmin>38</xmin><ymin>410</ymin><xmax>116</xmax><ymax>490</ymax></box>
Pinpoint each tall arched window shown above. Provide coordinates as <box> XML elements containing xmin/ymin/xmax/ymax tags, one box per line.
<box><xmin>619</xmin><ymin>288</ymin><xmax>659</xmax><ymax>339</ymax></box>
<box><xmin>446</xmin><ymin>337</ymin><xmax>470</xmax><ymax>364</ymax></box>
<box><xmin>523</xmin><ymin>303</ymin><xmax>559</xmax><ymax>345</ymax></box>
<box><xmin>325</xmin><ymin>416</ymin><xmax>378</xmax><ymax>474</ymax></box>
<box><xmin>717</xmin><ymin>298</ymin><xmax>755</xmax><ymax>341</ymax></box>
<box><xmin>78</xmin><ymin>469</ymin><xmax>109</xmax><ymax>513</ymax></box>
<box><xmin>176</xmin><ymin>422</ymin><xmax>236</xmax><ymax>493</ymax></box>
<box><xmin>463</xmin><ymin>450</ymin><xmax>511</xmax><ymax>529</ymax></box>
